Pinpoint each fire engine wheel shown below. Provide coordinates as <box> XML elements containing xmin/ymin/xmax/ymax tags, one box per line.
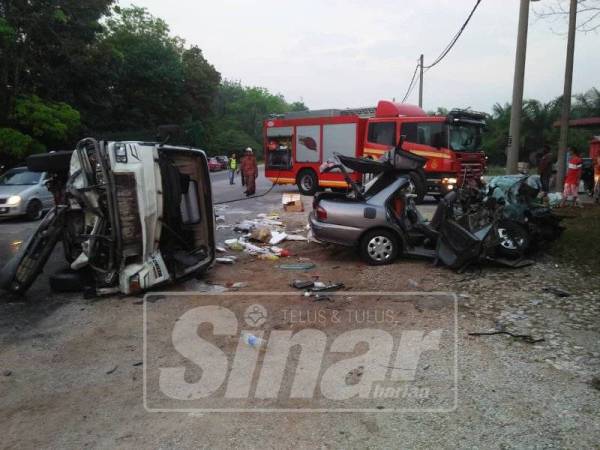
<box><xmin>409</xmin><ymin>171</ymin><xmax>426</xmax><ymax>204</ymax></box>
<box><xmin>360</xmin><ymin>229</ymin><xmax>399</xmax><ymax>266</ymax></box>
<box><xmin>297</xmin><ymin>170</ymin><xmax>318</xmax><ymax>196</ymax></box>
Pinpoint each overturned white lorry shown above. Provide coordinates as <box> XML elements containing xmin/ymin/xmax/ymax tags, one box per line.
<box><xmin>0</xmin><ymin>138</ymin><xmax>216</xmax><ymax>296</ymax></box>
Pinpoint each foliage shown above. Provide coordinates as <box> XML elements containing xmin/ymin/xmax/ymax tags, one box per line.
<box><xmin>0</xmin><ymin>128</ymin><xmax>44</xmax><ymax>166</ymax></box>
<box><xmin>480</xmin><ymin>91</ymin><xmax>599</xmax><ymax>166</ymax></box>
<box><xmin>205</xmin><ymin>80</ymin><xmax>307</xmax><ymax>156</ymax></box>
<box><xmin>13</xmin><ymin>95</ymin><xmax>80</xmax><ymax>144</ymax></box>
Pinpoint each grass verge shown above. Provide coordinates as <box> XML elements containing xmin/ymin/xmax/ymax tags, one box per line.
<box><xmin>550</xmin><ymin>206</ymin><xmax>600</xmax><ymax>274</ymax></box>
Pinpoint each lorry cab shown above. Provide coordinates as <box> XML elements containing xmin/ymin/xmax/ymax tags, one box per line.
<box><xmin>363</xmin><ymin>101</ymin><xmax>487</xmax><ymax>199</ymax></box>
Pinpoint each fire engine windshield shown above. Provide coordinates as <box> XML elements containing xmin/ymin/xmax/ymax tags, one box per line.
<box><xmin>449</xmin><ymin>124</ymin><xmax>483</xmax><ymax>152</ymax></box>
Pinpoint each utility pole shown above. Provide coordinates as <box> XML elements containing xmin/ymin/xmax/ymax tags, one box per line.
<box><xmin>556</xmin><ymin>0</ymin><xmax>578</xmax><ymax>191</ymax></box>
<box><xmin>418</xmin><ymin>54</ymin><xmax>424</xmax><ymax>108</ymax></box>
<box><xmin>506</xmin><ymin>0</ymin><xmax>533</xmax><ymax>174</ymax></box>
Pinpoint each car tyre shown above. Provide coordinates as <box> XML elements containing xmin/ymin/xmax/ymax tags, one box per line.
<box><xmin>297</xmin><ymin>169</ymin><xmax>318</xmax><ymax>196</ymax></box>
<box><xmin>360</xmin><ymin>229</ymin><xmax>399</xmax><ymax>265</ymax></box>
<box><xmin>25</xmin><ymin>199</ymin><xmax>42</xmax><ymax>221</ymax></box>
<box><xmin>496</xmin><ymin>220</ymin><xmax>530</xmax><ymax>258</ymax></box>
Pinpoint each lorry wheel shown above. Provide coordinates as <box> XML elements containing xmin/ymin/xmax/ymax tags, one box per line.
<box><xmin>25</xmin><ymin>199</ymin><xmax>42</xmax><ymax>221</ymax></box>
<box><xmin>409</xmin><ymin>171</ymin><xmax>426</xmax><ymax>204</ymax></box>
<box><xmin>27</xmin><ymin>151</ymin><xmax>73</xmax><ymax>173</ymax></box>
<box><xmin>360</xmin><ymin>229</ymin><xmax>399</xmax><ymax>266</ymax></box>
<box><xmin>297</xmin><ymin>170</ymin><xmax>318</xmax><ymax>196</ymax></box>
<box><xmin>496</xmin><ymin>220</ymin><xmax>530</xmax><ymax>258</ymax></box>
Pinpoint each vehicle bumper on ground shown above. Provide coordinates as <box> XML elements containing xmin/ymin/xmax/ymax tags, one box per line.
<box><xmin>309</xmin><ymin>211</ymin><xmax>362</xmax><ymax>246</ymax></box>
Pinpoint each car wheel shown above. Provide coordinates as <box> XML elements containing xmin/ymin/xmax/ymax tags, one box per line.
<box><xmin>496</xmin><ymin>220</ymin><xmax>530</xmax><ymax>258</ymax></box>
<box><xmin>297</xmin><ymin>170</ymin><xmax>318</xmax><ymax>196</ymax></box>
<box><xmin>25</xmin><ymin>199</ymin><xmax>42</xmax><ymax>221</ymax></box>
<box><xmin>360</xmin><ymin>229</ymin><xmax>399</xmax><ymax>265</ymax></box>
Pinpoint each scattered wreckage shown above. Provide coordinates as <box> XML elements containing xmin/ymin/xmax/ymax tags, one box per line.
<box><xmin>0</xmin><ymin>138</ymin><xmax>215</xmax><ymax>296</ymax></box>
<box><xmin>309</xmin><ymin>137</ymin><xmax>564</xmax><ymax>271</ymax></box>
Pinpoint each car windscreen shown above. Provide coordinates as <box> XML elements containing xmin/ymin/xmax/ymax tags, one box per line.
<box><xmin>0</xmin><ymin>169</ymin><xmax>41</xmax><ymax>185</ymax></box>
<box><xmin>449</xmin><ymin>123</ymin><xmax>483</xmax><ymax>152</ymax></box>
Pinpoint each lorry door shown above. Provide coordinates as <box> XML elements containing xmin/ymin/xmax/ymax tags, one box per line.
<box><xmin>364</xmin><ymin>120</ymin><xmax>396</xmax><ymax>158</ymax></box>
<box><xmin>400</xmin><ymin>121</ymin><xmax>449</xmax><ymax>172</ymax></box>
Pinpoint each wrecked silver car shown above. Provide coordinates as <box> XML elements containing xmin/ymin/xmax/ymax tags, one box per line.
<box><xmin>0</xmin><ymin>138</ymin><xmax>215</xmax><ymax>296</ymax></box>
<box><xmin>310</xmin><ymin>139</ymin><xmax>536</xmax><ymax>270</ymax></box>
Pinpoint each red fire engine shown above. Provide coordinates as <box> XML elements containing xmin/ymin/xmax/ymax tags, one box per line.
<box><xmin>264</xmin><ymin>100</ymin><xmax>487</xmax><ymax>201</ymax></box>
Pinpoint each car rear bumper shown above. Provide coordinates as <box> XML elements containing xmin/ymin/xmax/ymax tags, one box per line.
<box><xmin>309</xmin><ymin>211</ymin><xmax>362</xmax><ymax>246</ymax></box>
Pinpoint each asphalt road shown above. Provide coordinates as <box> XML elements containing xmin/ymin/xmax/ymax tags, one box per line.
<box><xmin>0</xmin><ymin>166</ymin><xmax>437</xmax><ymax>299</ymax></box>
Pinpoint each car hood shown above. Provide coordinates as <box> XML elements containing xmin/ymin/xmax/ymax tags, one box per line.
<box><xmin>0</xmin><ymin>185</ymin><xmax>33</xmax><ymax>197</ymax></box>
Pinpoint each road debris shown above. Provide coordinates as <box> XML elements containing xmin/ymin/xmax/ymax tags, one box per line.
<box><xmin>216</xmin><ymin>257</ymin><xmax>237</xmax><ymax>265</ymax></box>
<box><xmin>2</xmin><ymin>370</ymin><xmax>12</xmax><ymax>377</ymax></box>
<box><xmin>250</xmin><ymin>227</ymin><xmax>272</xmax><ymax>244</ymax></box>
<box><xmin>291</xmin><ymin>280</ymin><xmax>315</xmax><ymax>289</ymax></box>
<box><xmin>106</xmin><ymin>365</ymin><xmax>119</xmax><ymax>375</ymax></box>
<box><xmin>543</xmin><ymin>287</ymin><xmax>571</xmax><ymax>298</ymax></box>
<box><xmin>468</xmin><ymin>330</ymin><xmax>544</xmax><ymax>344</ymax></box>
<box><xmin>278</xmin><ymin>263</ymin><xmax>316</xmax><ymax>271</ymax></box>
<box><xmin>282</xmin><ymin>192</ymin><xmax>304</xmax><ymax>212</ymax></box>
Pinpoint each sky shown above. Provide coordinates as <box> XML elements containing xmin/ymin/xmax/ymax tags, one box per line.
<box><xmin>121</xmin><ymin>0</ymin><xmax>599</xmax><ymax>114</ymax></box>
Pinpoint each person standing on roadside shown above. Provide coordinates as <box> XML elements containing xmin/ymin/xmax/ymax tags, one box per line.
<box><xmin>560</xmin><ymin>146</ymin><xmax>583</xmax><ymax>208</ymax></box>
<box><xmin>537</xmin><ymin>144</ymin><xmax>553</xmax><ymax>193</ymax></box>
<box><xmin>241</xmin><ymin>147</ymin><xmax>258</xmax><ymax>196</ymax></box>
<box><xmin>228</xmin><ymin>153</ymin><xmax>237</xmax><ymax>185</ymax></box>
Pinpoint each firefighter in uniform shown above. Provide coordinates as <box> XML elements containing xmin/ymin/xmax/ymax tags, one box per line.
<box><xmin>241</xmin><ymin>147</ymin><xmax>258</xmax><ymax>196</ymax></box>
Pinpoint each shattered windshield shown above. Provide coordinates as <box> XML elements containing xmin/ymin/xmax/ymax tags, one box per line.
<box><xmin>449</xmin><ymin>124</ymin><xmax>483</xmax><ymax>152</ymax></box>
<box><xmin>0</xmin><ymin>169</ymin><xmax>41</xmax><ymax>186</ymax></box>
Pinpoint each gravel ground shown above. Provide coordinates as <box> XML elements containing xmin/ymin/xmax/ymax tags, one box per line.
<box><xmin>1</xmin><ymin>197</ymin><xmax>600</xmax><ymax>449</ymax></box>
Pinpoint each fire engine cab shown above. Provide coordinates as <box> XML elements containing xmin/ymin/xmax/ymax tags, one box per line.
<box><xmin>264</xmin><ymin>100</ymin><xmax>487</xmax><ymax>201</ymax></box>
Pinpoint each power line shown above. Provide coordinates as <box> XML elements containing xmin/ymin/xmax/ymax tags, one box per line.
<box><xmin>400</xmin><ymin>0</ymin><xmax>483</xmax><ymax>103</ymax></box>
<box><xmin>401</xmin><ymin>61</ymin><xmax>420</xmax><ymax>103</ymax></box>
<box><xmin>424</xmin><ymin>0</ymin><xmax>483</xmax><ymax>69</ymax></box>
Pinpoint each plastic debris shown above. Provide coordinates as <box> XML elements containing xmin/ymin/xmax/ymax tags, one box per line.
<box><xmin>225</xmin><ymin>239</ymin><xmax>245</xmax><ymax>251</ymax></box>
<box><xmin>258</xmin><ymin>253</ymin><xmax>279</xmax><ymax>261</ymax></box>
<box><xmin>216</xmin><ymin>257</ymin><xmax>236</xmax><ymax>265</ymax></box>
<box><xmin>285</xmin><ymin>234</ymin><xmax>308</xmax><ymax>241</ymax></box>
<box><xmin>278</xmin><ymin>262</ymin><xmax>316</xmax><ymax>271</ymax></box>
<box><xmin>269</xmin><ymin>231</ymin><xmax>288</xmax><ymax>245</ymax></box>
<box><xmin>292</xmin><ymin>280</ymin><xmax>315</xmax><ymax>289</ymax></box>
<box><xmin>216</xmin><ymin>246</ymin><xmax>227</xmax><ymax>253</ymax></box>
<box><xmin>310</xmin><ymin>282</ymin><xmax>345</xmax><ymax>292</ymax></box>
<box><xmin>242</xmin><ymin>333</ymin><xmax>266</xmax><ymax>349</ymax></box>
<box><xmin>227</xmin><ymin>281</ymin><xmax>248</xmax><ymax>289</ymax></box>
<box><xmin>250</xmin><ymin>227</ymin><xmax>272</xmax><ymax>244</ymax></box>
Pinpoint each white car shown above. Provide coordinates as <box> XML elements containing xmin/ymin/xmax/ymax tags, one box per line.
<box><xmin>0</xmin><ymin>138</ymin><xmax>216</xmax><ymax>296</ymax></box>
<box><xmin>0</xmin><ymin>167</ymin><xmax>54</xmax><ymax>220</ymax></box>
